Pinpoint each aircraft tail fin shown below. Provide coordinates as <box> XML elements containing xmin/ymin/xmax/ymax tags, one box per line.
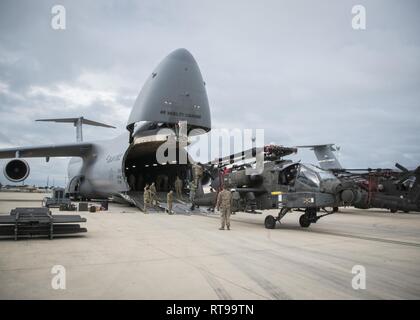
<box><xmin>297</xmin><ymin>144</ymin><xmax>343</xmax><ymax>170</ymax></box>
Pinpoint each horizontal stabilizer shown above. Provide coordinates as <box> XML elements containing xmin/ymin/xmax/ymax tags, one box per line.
<box><xmin>36</xmin><ymin>117</ymin><xmax>115</xmax><ymax>142</ymax></box>
<box><xmin>36</xmin><ymin>117</ymin><xmax>116</xmax><ymax>128</ymax></box>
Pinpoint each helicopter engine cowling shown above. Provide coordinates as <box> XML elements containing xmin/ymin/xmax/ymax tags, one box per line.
<box><xmin>323</xmin><ymin>179</ymin><xmax>361</xmax><ymax>205</ymax></box>
<box><xmin>340</xmin><ymin>189</ymin><xmax>355</xmax><ymax>204</ymax></box>
<box><xmin>339</xmin><ymin>187</ymin><xmax>362</xmax><ymax>205</ymax></box>
<box><xmin>223</xmin><ymin>170</ymin><xmax>263</xmax><ymax>188</ymax></box>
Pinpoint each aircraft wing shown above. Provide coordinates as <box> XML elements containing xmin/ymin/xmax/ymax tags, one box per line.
<box><xmin>0</xmin><ymin>142</ymin><xmax>93</xmax><ymax>159</ymax></box>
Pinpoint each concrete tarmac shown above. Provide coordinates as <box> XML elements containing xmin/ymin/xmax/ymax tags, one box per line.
<box><xmin>0</xmin><ymin>192</ymin><xmax>419</xmax><ymax>299</ymax></box>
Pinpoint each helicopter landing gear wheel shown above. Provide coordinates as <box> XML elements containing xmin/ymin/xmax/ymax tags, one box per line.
<box><xmin>299</xmin><ymin>214</ymin><xmax>311</xmax><ymax>228</ymax></box>
<box><xmin>264</xmin><ymin>215</ymin><xmax>276</xmax><ymax>229</ymax></box>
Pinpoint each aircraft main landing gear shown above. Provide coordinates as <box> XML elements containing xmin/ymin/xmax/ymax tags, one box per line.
<box><xmin>264</xmin><ymin>207</ymin><xmax>336</xmax><ymax>229</ymax></box>
<box><xmin>299</xmin><ymin>214</ymin><xmax>311</xmax><ymax>228</ymax></box>
<box><xmin>299</xmin><ymin>208</ymin><xmax>317</xmax><ymax>228</ymax></box>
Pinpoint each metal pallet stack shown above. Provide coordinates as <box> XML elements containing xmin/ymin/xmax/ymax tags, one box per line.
<box><xmin>0</xmin><ymin>207</ymin><xmax>87</xmax><ymax>240</ymax></box>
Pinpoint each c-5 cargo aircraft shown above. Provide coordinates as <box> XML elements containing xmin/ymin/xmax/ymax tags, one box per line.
<box><xmin>0</xmin><ymin>49</ymin><xmax>211</xmax><ymax>202</ymax></box>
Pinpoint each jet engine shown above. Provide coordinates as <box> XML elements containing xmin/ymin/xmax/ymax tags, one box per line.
<box><xmin>3</xmin><ymin>159</ymin><xmax>30</xmax><ymax>182</ymax></box>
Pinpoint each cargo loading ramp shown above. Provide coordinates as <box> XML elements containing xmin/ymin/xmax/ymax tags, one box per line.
<box><xmin>124</xmin><ymin>191</ymin><xmax>210</xmax><ymax>215</ymax></box>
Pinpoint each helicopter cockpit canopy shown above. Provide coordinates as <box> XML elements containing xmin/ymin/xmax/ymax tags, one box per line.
<box><xmin>278</xmin><ymin>163</ymin><xmax>299</xmax><ymax>185</ymax></box>
<box><xmin>279</xmin><ymin>163</ymin><xmax>339</xmax><ymax>190</ymax></box>
<box><xmin>297</xmin><ymin>165</ymin><xmax>320</xmax><ymax>189</ymax></box>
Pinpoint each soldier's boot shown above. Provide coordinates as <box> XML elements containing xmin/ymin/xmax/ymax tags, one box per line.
<box><xmin>227</xmin><ymin>225</ymin><xmax>230</xmax><ymax>230</ymax></box>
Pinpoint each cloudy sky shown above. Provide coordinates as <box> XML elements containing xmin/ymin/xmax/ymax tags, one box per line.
<box><xmin>0</xmin><ymin>0</ymin><xmax>419</xmax><ymax>186</ymax></box>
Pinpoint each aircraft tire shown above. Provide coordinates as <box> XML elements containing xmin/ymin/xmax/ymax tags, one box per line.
<box><xmin>299</xmin><ymin>214</ymin><xmax>311</xmax><ymax>228</ymax></box>
<box><xmin>264</xmin><ymin>215</ymin><xmax>276</xmax><ymax>229</ymax></box>
<box><xmin>390</xmin><ymin>208</ymin><xmax>398</xmax><ymax>213</ymax></box>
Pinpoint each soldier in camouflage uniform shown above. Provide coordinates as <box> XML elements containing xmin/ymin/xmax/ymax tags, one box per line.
<box><xmin>192</xmin><ymin>163</ymin><xmax>203</xmax><ymax>188</ymax></box>
<box><xmin>174</xmin><ymin>176</ymin><xmax>183</xmax><ymax>200</ymax></box>
<box><xmin>150</xmin><ymin>182</ymin><xmax>158</xmax><ymax>207</ymax></box>
<box><xmin>143</xmin><ymin>184</ymin><xmax>151</xmax><ymax>214</ymax></box>
<box><xmin>189</xmin><ymin>180</ymin><xmax>197</xmax><ymax>210</ymax></box>
<box><xmin>216</xmin><ymin>188</ymin><xmax>233</xmax><ymax>230</ymax></box>
<box><xmin>167</xmin><ymin>190</ymin><xmax>174</xmax><ymax>214</ymax></box>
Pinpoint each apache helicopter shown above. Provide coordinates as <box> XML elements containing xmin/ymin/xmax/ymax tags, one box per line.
<box><xmin>299</xmin><ymin>144</ymin><xmax>420</xmax><ymax>213</ymax></box>
<box><xmin>194</xmin><ymin>145</ymin><xmax>362</xmax><ymax>229</ymax></box>
<box><xmin>336</xmin><ymin>164</ymin><xmax>420</xmax><ymax>213</ymax></box>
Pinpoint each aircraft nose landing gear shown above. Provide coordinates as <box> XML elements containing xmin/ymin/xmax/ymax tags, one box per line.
<box><xmin>264</xmin><ymin>208</ymin><xmax>290</xmax><ymax>229</ymax></box>
<box><xmin>264</xmin><ymin>215</ymin><xmax>276</xmax><ymax>229</ymax></box>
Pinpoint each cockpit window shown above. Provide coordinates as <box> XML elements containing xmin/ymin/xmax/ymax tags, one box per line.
<box><xmin>279</xmin><ymin>163</ymin><xmax>338</xmax><ymax>188</ymax></box>
<box><xmin>297</xmin><ymin>165</ymin><xmax>320</xmax><ymax>188</ymax></box>
<box><xmin>135</xmin><ymin>121</ymin><xmax>169</xmax><ymax>133</ymax></box>
<box><xmin>279</xmin><ymin>164</ymin><xmax>299</xmax><ymax>185</ymax></box>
